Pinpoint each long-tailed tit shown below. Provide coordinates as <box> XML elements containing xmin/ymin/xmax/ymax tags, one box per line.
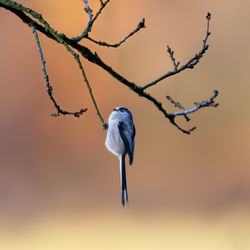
<box><xmin>105</xmin><ymin>107</ymin><xmax>135</xmax><ymax>206</ymax></box>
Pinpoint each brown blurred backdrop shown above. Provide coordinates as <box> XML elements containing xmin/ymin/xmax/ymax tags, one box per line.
<box><xmin>1</xmin><ymin>0</ymin><xmax>250</xmax><ymax>249</ymax></box>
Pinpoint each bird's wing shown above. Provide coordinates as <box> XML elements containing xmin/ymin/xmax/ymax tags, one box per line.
<box><xmin>118</xmin><ymin>121</ymin><xmax>134</xmax><ymax>165</ymax></box>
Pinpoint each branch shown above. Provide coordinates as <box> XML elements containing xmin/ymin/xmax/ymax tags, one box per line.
<box><xmin>172</xmin><ymin>89</ymin><xmax>219</xmax><ymax>116</ymax></box>
<box><xmin>32</xmin><ymin>25</ymin><xmax>88</xmax><ymax>117</ymax></box>
<box><xmin>86</xmin><ymin>18</ymin><xmax>146</xmax><ymax>48</ymax></box>
<box><xmin>0</xmin><ymin>1</ymin><xmax>217</xmax><ymax>134</ymax></box>
<box><xmin>0</xmin><ymin>0</ymin><xmax>106</xmax><ymax>126</ymax></box>
<box><xmin>71</xmin><ymin>0</ymin><xmax>110</xmax><ymax>42</ymax></box>
<box><xmin>167</xmin><ymin>90</ymin><xmax>219</xmax><ymax>132</ymax></box>
<box><xmin>142</xmin><ymin>12</ymin><xmax>211</xmax><ymax>90</ymax></box>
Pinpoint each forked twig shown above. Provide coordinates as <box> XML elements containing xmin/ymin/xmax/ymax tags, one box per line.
<box><xmin>172</xmin><ymin>90</ymin><xmax>219</xmax><ymax>117</ymax></box>
<box><xmin>167</xmin><ymin>90</ymin><xmax>219</xmax><ymax>132</ymax></box>
<box><xmin>142</xmin><ymin>12</ymin><xmax>211</xmax><ymax>90</ymax></box>
<box><xmin>72</xmin><ymin>0</ymin><xmax>110</xmax><ymax>42</ymax></box>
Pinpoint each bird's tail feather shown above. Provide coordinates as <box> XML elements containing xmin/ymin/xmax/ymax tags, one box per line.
<box><xmin>120</xmin><ymin>154</ymin><xmax>128</xmax><ymax>206</ymax></box>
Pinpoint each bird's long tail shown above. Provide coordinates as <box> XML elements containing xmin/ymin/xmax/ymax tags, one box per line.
<box><xmin>120</xmin><ymin>154</ymin><xmax>128</xmax><ymax>206</ymax></box>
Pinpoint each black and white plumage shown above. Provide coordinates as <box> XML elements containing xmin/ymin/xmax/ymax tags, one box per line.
<box><xmin>105</xmin><ymin>107</ymin><xmax>135</xmax><ymax>206</ymax></box>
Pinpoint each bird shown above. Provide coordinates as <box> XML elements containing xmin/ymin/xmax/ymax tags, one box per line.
<box><xmin>105</xmin><ymin>107</ymin><xmax>135</xmax><ymax>206</ymax></box>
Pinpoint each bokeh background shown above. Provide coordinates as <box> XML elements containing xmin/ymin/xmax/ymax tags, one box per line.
<box><xmin>1</xmin><ymin>0</ymin><xmax>250</xmax><ymax>249</ymax></box>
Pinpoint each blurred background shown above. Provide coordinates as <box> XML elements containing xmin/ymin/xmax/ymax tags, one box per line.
<box><xmin>1</xmin><ymin>0</ymin><xmax>250</xmax><ymax>249</ymax></box>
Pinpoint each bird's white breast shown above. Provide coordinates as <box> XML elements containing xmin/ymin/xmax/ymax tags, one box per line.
<box><xmin>105</xmin><ymin>119</ymin><xmax>125</xmax><ymax>157</ymax></box>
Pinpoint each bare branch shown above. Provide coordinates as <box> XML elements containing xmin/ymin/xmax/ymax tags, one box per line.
<box><xmin>86</xmin><ymin>18</ymin><xmax>146</xmax><ymax>48</ymax></box>
<box><xmin>172</xmin><ymin>89</ymin><xmax>219</xmax><ymax>117</ymax></box>
<box><xmin>167</xmin><ymin>90</ymin><xmax>219</xmax><ymax>133</ymax></box>
<box><xmin>0</xmin><ymin>1</ymin><xmax>217</xmax><ymax>134</ymax></box>
<box><xmin>142</xmin><ymin>12</ymin><xmax>211</xmax><ymax>90</ymax></box>
<box><xmin>32</xmin><ymin>25</ymin><xmax>88</xmax><ymax>117</ymax></box>
<box><xmin>72</xmin><ymin>0</ymin><xmax>110</xmax><ymax>42</ymax></box>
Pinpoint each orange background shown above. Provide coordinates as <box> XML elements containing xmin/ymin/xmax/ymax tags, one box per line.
<box><xmin>1</xmin><ymin>0</ymin><xmax>250</xmax><ymax>249</ymax></box>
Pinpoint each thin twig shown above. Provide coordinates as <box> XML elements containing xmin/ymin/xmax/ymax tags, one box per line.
<box><xmin>32</xmin><ymin>25</ymin><xmax>87</xmax><ymax>117</ymax></box>
<box><xmin>86</xmin><ymin>18</ymin><xmax>146</xmax><ymax>48</ymax></box>
<box><xmin>71</xmin><ymin>50</ymin><xmax>107</xmax><ymax>127</ymax></box>
<box><xmin>83</xmin><ymin>0</ymin><xmax>93</xmax><ymax>28</ymax></box>
<box><xmin>90</xmin><ymin>0</ymin><xmax>109</xmax><ymax>28</ymax></box>
<box><xmin>166</xmin><ymin>95</ymin><xmax>190</xmax><ymax>121</ymax></box>
<box><xmin>142</xmin><ymin>12</ymin><xmax>211</xmax><ymax>90</ymax></box>
<box><xmin>167</xmin><ymin>46</ymin><xmax>180</xmax><ymax>72</ymax></box>
<box><xmin>166</xmin><ymin>95</ymin><xmax>185</xmax><ymax>110</ymax></box>
<box><xmin>72</xmin><ymin>0</ymin><xmax>110</xmax><ymax>42</ymax></box>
